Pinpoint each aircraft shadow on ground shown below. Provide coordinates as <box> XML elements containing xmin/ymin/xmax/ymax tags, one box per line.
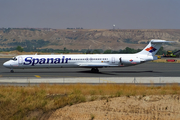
<box><xmin>3</xmin><ymin>71</ymin><xmax>117</xmax><ymax>76</ymax></box>
<box><xmin>78</xmin><ymin>71</ymin><xmax>116</xmax><ymax>75</ymax></box>
<box><xmin>78</xmin><ymin>70</ymin><xmax>161</xmax><ymax>75</ymax></box>
<box><xmin>3</xmin><ymin>70</ymin><xmax>161</xmax><ymax>74</ymax></box>
<box><xmin>111</xmin><ymin>70</ymin><xmax>161</xmax><ymax>73</ymax></box>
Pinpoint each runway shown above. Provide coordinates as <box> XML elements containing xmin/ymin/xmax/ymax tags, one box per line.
<box><xmin>1</xmin><ymin>58</ymin><xmax>180</xmax><ymax>78</ymax></box>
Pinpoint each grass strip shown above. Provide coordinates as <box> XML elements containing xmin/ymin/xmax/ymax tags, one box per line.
<box><xmin>0</xmin><ymin>83</ymin><xmax>180</xmax><ymax>119</ymax></box>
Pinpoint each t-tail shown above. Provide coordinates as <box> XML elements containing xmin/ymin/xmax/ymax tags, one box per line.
<box><xmin>137</xmin><ymin>39</ymin><xmax>174</xmax><ymax>56</ymax></box>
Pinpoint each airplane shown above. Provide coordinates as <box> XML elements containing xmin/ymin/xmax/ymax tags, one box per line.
<box><xmin>3</xmin><ymin>39</ymin><xmax>174</xmax><ymax>73</ymax></box>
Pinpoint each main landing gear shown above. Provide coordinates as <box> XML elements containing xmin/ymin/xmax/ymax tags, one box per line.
<box><xmin>10</xmin><ymin>69</ymin><xmax>14</xmax><ymax>73</ymax></box>
<box><xmin>91</xmin><ymin>68</ymin><xmax>99</xmax><ymax>73</ymax></box>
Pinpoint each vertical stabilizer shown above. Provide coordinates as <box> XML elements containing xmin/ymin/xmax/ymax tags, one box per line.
<box><xmin>137</xmin><ymin>39</ymin><xmax>174</xmax><ymax>56</ymax></box>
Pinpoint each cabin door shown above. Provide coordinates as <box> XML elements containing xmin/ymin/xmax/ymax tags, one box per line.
<box><xmin>18</xmin><ymin>57</ymin><xmax>23</xmax><ymax>66</ymax></box>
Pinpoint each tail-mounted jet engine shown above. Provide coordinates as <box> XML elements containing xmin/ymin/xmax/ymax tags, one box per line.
<box><xmin>119</xmin><ymin>57</ymin><xmax>142</xmax><ymax>65</ymax></box>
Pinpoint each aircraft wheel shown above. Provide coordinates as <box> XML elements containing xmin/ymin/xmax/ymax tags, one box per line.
<box><xmin>91</xmin><ymin>68</ymin><xmax>99</xmax><ymax>73</ymax></box>
<box><xmin>10</xmin><ymin>70</ymin><xmax>14</xmax><ymax>73</ymax></box>
<box><xmin>95</xmin><ymin>68</ymin><xmax>99</xmax><ymax>72</ymax></box>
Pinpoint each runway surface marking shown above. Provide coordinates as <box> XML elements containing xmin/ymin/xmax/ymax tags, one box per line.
<box><xmin>34</xmin><ymin>75</ymin><xmax>41</xmax><ymax>78</ymax></box>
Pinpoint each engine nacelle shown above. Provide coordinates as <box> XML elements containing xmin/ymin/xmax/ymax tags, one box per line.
<box><xmin>120</xmin><ymin>57</ymin><xmax>141</xmax><ymax>65</ymax></box>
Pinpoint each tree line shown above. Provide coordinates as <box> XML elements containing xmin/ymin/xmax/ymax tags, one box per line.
<box><xmin>0</xmin><ymin>46</ymin><xmax>142</xmax><ymax>54</ymax></box>
<box><xmin>0</xmin><ymin>46</ymin><xmax>177</xmax><ymax>55</ymax></box>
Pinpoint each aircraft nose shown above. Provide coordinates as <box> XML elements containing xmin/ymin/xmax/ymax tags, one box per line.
<box><xmin>3</xmin><ymin>62</ymin><xmax>10</xmax><ymax>68</ymax></box>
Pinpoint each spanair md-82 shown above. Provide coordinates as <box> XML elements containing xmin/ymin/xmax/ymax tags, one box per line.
<box><xmin>3</xmin><ymin>39</ymin><xmax>174</xmax><ymax>73</ymax></box>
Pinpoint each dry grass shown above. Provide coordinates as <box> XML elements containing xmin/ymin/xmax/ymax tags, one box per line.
<box><xmin>0</xmin><ymin>51</ymin><xmax>84</xmax><ymax>58</ymax></box>
<box><xmin>0</xmin><ymin>51</ymin><xmax>62</xmax><ymax>55</ymax></box>
<box><xmin>1</xmin><ymin>84</ymin><xmax>180</xmax><ymax>119</ymax></box>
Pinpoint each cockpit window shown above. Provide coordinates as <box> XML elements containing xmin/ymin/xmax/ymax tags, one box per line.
<box><xmin>12</xmin><ymin>57</ymin><xmax>17</xmax><ymax>61</ymax></box>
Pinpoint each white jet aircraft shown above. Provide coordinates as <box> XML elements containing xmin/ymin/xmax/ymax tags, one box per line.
<box><xmin>3</xmin><ymin>39</ymin><xmax>173</xmax><ymax>73</ymax></box>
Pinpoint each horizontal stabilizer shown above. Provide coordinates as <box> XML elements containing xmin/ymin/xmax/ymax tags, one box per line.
<box><xmin>151</xmin><ymin>39</ymin><xmax>175</xmax><ymax>43</ymax></box>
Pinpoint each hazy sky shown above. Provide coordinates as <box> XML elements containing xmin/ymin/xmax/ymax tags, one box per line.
<box><xmin>0</xmin><ymin>0</ymin><xmax>180</xmax><ymax>29</ymax></box>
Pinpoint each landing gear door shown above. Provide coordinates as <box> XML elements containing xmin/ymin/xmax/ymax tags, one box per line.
<box><xmin>18</xmin><ymin>57</ymin><xmax>23</xmax><ymax>66</ymax></box>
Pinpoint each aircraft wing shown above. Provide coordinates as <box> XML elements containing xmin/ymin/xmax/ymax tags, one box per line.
<box><xmin>77</xmin><ymin>63</ymin><xmax>110</xmax><ymax>68</ymax></box>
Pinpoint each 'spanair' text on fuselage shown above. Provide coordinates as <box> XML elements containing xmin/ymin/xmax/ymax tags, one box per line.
<box><xmin>24</xmin><ymin>56</ymin><xmax>71</xmax><ymax>66</ymax></box>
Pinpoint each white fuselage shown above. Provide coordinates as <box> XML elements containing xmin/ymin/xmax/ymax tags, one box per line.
<box><xmin>3</xmin><ymin>54</ymin><xmax>156</xmax><ymax>69</ymax></box>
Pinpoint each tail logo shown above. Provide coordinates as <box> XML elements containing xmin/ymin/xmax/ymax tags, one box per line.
<box><xmin>145</xmin><ymin>46</ymin><xmax>157</xmax><ymax>53</ymax></box>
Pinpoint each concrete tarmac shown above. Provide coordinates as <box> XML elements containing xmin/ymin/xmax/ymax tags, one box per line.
<box><xmin>0</xmin><ymin>58</ymin><xmax>180</xmax><ymax>86</ymax></box>
<box><xmin>0</xmin><ymin>58</ymin><xmax>180</xmax><ymax>78</ymax></box>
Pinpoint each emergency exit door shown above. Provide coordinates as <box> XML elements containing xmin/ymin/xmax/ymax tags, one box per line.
<box><xmin>111</xmin><ymin>57</ymin><xmax>115</xmax><ymax>63</ymax></box>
